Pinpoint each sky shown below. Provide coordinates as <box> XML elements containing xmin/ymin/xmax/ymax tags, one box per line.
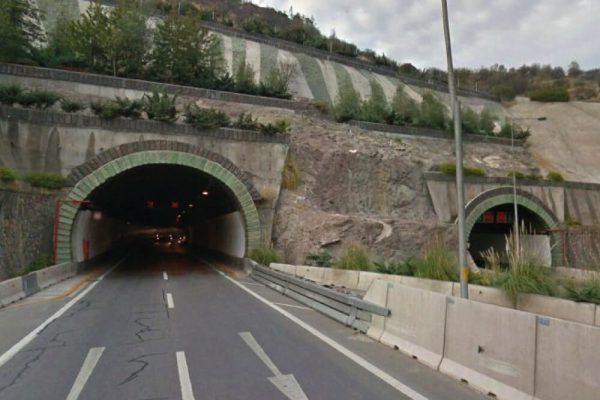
<box><xmin>253</xmin><ymin>0</ymin><xmax>599</xmax><ymax>71</ymax></box>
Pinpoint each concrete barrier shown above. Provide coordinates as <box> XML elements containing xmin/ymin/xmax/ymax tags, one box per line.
<box><xmin>0</xmin><ymin>277</ymin><xmax>26</xmax><ymax>307</ymax></box>
<box><xmin>596</xmin><ymin>306</ymin><xmax>600</xmax><ymax>327</ymax></box>
<box><xmin>380</xmin><ymin>283</ymin><xmax>448</xmax><ymax>369</ymax></box>
<box><xmin>534</xmin><ymin>316</ymin><xmax>600</xmax><ymax>400</ymax></box>
<box><xmin>440</xmin><ymin>297</ymin><xmax>536</xmax><ymax>400</ymax></box>
<box><xmin>269</xmin><ymin>263</ymin><xmax>297</xmax><ymax>276</ymax></box>
<box><xmin>363</xmin><ymin>279</ymin><xmax>390</xmax><ymax>341</ymax></box>
<box><xmin>390</xmin><ymin>275</ymin><xmax>454</xmax><ymax>295</ymax></box>
<box><xmin>452</xmin><ymin>284</ymin><xmax>514</xmax><ymax>308</ymax></box>
<box><xmin>36</xmin><ymin>262</ymin><xmax>76</xmax><ymax>290</ymax></box>
<box><xmin>517</xmin><ymin>293</ymin><xmax>596</xmax><ymax>326</ymax></box>
<box><xmin>322</xmin><ymin>269</ymin><xmax>360</xmax><ymax>289</ymax></box>
<box><xmin>295</xmin><ymin>266</ymin><xmax>326</xmax><ymax>282</ymax></box>
<box><xmin>22</xmin><ymin>272</ymin><xmax>40</xmax><ymax>296</ymax></box>
<box><xmin>357</xmin><ymin>271</ymin><xmax>387</xmax><ymax>291</ymax></box>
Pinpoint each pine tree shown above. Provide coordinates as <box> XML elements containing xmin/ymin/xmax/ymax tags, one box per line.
<box><xmin>0</xmin><ymin>0</ymin><xmax>46</xmax><ymax>63</ymax></box>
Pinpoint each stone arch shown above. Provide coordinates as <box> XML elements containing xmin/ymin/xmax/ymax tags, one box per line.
<box><xmin>56</xmin><ymin>144</ymin><xmax>262</xmax><ymax>263</ymax></box>
<box><xmin>464</xmin><ymin>187</ymin><xmax>562</xmax><ymax>266</ymax></box>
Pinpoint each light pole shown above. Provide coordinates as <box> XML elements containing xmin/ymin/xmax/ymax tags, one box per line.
<box><xmin>508</xmin><ymin>116</ymin><xmax>546</xmax><ymax>254</ymax></box>
<box><xmin>441</xmin><ymin>0</ymin><xmax>468</xmax><ymax>299</ymax></box>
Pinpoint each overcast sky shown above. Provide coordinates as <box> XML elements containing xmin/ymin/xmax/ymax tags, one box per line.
<box><xmin>254</xmin><ymin>0</ymin><xmax>599</xmax><ymax>71</ymax></box>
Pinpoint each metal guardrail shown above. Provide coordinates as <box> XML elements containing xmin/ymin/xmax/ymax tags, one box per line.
<box><xmin>251</xmin><ymin>265</ymin><xmax>390</xmax><ymax>333</ymax></box>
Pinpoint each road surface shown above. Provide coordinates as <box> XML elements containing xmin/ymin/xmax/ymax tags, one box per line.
<box><xmin>0</xmin><ymin>245</ymin><xmax>486</xmax><ymax>400</ymax></box>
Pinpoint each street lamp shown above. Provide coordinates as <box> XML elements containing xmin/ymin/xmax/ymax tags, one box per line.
<box><xmin>441</xmin><ymin>0</ymin><xmax>468</xmax><ymax>299</ymax></box>
<box><xmin>508</xmin><ymin>116</ymin><xmax>546</xmax><ymax>254</ymax></box>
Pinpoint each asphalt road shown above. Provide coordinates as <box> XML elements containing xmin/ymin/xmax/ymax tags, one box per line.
<box><xmin>0</xmin><ymin>245</ymin><xmax>486</xmax><ymax>400</ymax></box>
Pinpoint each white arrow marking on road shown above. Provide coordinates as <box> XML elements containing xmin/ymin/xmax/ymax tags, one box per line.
<box><xmin>239</xmin><ymin>331</ymin><xmax>308</xmax><ymax>400</ymax></box>
<box><xmin>66</xmin><ymin>347</ymin><xmax>105</xmax><ymax>400</ymax></box>
<box><xmin>163</xmin><ymin>271</ymin><xmax>169</xmax><ymax>280</ymax></box>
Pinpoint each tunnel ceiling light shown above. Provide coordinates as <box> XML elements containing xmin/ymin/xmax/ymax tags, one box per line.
<box><xmin>201</xmin><ymin>191</ymin><xmax>209</xmax><ymax>196</ymax></box>
<box><xmin>188</xmin><ymin>204</ymin><xmax>194</xmax><ymax>208</ymax></box>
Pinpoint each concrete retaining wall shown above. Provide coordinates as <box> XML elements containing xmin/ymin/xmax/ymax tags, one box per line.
<box><xmin>517</xmin><ymin>293</ymin><xmax>597</xmax><ymax>326</ymax></box>
<box><xmin>0</xmin><ymin>277</ymin><xmax>26</xmax><ymax>307</ymax></box>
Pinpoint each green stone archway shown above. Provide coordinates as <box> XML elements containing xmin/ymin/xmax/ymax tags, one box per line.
<box><xmin>464</xmin><ymin>187</ymin><xmax>562</xmax><ymax>266</ymax></box>
<box><xmin>55</xmin><ymin>150</ymin><xmax>261</xmax><ymax>263</ymax></box>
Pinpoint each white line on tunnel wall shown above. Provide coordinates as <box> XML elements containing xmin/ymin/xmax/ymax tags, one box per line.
<box><xmin>176</xmin><ymin>351</ymin><xmax>196</xmax><ymax>400</ymax></box>
<box><xmin>66</xmin><ymin>347</ymin><xmax>105</xmax><ymax>400</ymax></box>
<box><xmin>166</xmin><ymin>293</ymin><xmax>174</xmax><ymax>309</ymax></box>
<box><xmin>163</xmin><ymin>272</ymin><xmax>168</xmax><ymax>280</ymax></box>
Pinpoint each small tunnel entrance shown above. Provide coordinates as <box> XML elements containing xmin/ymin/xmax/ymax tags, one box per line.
<box><xmin>468</xmin><ymin>203</ymin><xmax>552</xmax><ymax>267</ymax></box>
<box><xmin>70</xmin><ymin>164</ymin><xmax>246</xmax><ymax>261</ymax></box>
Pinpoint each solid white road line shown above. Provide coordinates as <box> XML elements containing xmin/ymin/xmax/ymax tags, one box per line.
<box><xmin>166</xmin><ymin>293</ymin><xmax>174</xmax><ymax>309</ymax></box>
<box><xmin>206</xmin><ymin>262</ymin><xmax>429</xmax><ymax>400</ymax></box>
<box><xmin>176</xmin><ymin>351</ymin><xmax>195</xmax><ymax>400</ymax></box>
<box><xmin>0</xmin><ymin>257</ymin><xmax>126</xmax><ymax>369</ymax></box>
<box><xmin>66</xmin><ymin>347</ymin><xmax>105</xmax><ymax>400</ymax></box>
<box><xmin>163</xmin><ymin>272</ymin><xmax>169</xmax><ymax>280</ymax></box>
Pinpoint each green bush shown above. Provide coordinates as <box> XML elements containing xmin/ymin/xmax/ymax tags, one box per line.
<box><xmin>60</xmin><ymin>99</ymin><xmax>86</xmax><ymax>113</ymax></box>
<box><xmin>563</xmin><ymin>279</ymin><xmax>600</xmax><ymax>305</ymax></box>
<box><xmin>546</xmin><ymin>171</ymin><xmax>565</xmax><ymax>181</ymax></box>
<box><xmin>232</xmin><ymin>112</ymin><xmax>259</xmax><ymax>130</ymax></box>
<box><xmin>25</xmin><ymin>253</ymin><xmax>52</xmax><ymax>274</ymax></box>
<box><xmin>334</xmin><ymin>243</ymin><xmax>372</xmax><ymax>271</ymax></box>
<box><xmin>0</xmin><ymin>166</ymin><xmax>17</xmax><ymax>182</ymax></box>
<box><xmin>389</xmin><ymin>85</ymin><xmax>420</xmax><ymax>126</ymax></box>
<box><xmin>530</xmin><ymin>86</ymin><xmax>570</xmax><ymax>102</ymax></box>
<box><xmin>508</xmin><ymin>171</ymin><xmax>526</xmax><ymax>179</ymax></box>
<box><xmin>526</xmin><ymin>173</ymin><xmax>543</xmax><ymax>180</ymax></box>
<box><xmin>250</xmin><ymin>243</ymin><xmax>281</xmax><ymax>266</ymax></box>
<box><xmin>493</xmin><ymin>262</ymin><xmax>557</xmax><ymax>303</ymax></box>
<box><xmin>413</xmin><ymin>239</ymin><xmax>458</xmax><ymax>281</ymax></box>
<box><xmin>436</xmin><ymin>161</ymin><xmax>485</xmax><ymax>177</ymax></box>
<box><xmin>305</xmin><ymin>250</ymin><xmax>334</xmax><ymax>268</ymax></box>
<box><xmin>333</xmin><ymin>80</ymin><xmax>361</xmax><ymax>122</ymax></box>
<box><xmin>0</xmin><ymin>84</ymin><xmax>24</xmax><ymax>105</ymax></box>
<box><xmin>498</xmin><ymin>122</ymin><xmax>530</xmax><ymax>140</ymax></box>
<box><xmin>91</xmin><ymin>97</ymin><xmax>142</xmax><ymax>119</ymax></box>
<box><xmin>359</xmin><ymin>80</ymin><xmax>390</xmax><ymax>124</ymax></box>
<box><xmin>258</xmin><ymin>62</ymin><xmax>294</xmax><ymax>99</ymax></box>
<box><xmin>142</xmin><ymin>91</ymin><xmax>177</xmax><ymax>122</ymax></box>
<box><xmin>259</xmin><ymin>120</ymin><xmax>290</xmax><ymax>135</ymax></box>
<box><xmin>17</xmin><ymin>89</ymin><xmax>61</xmax><ymax>109</ymax></box>
<box><xmin>417</xmin><ymin>93</ymin><xmax>448</xmax><ymax>130</ymax></box>
<box><xmin>184</xmin><ymin>104</ymin><xmax>230</xmax><ymax>129</ymax></box>
<box><xmin>374</xmin><ymin>259</ymin><xmax>416</xmax><ymax>276</ymax></box>
<box><xmin>23</xmin><ymin>172</ymin><xmax>66</xmax><ymax>190</ymax></box>
<box><xmin>461</xmin><ymin>107</ymin><xmax>479</xmax><ymax>134</ymax></box>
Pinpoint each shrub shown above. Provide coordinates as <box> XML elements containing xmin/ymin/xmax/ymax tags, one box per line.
<box><xmin>25</xmin><ymin>253</ymin><xmax>52</xmax><ymax>274</ymax></box>
<box><xmin>335</xmin><ymin>242</ymin><xmax>372</xmax><ymax>271</ymax></box>
<box><xmin>259</xmin><ymin>62</ymin><xmax>295</xmax><ymax>99</ymax></box>
<box><xmin>498</xmin><ymin>122</ymin><xmax>530</xmax><ymax>140</ymax></box>
<box><xmin>142</xmin><ymin>91</ymin><xmax>177</xmax><ymax>122</ymax></box>
<box><xmin>305</xmin><ymin>250</ymin><xmax>334</xmax><ymax>268</ymax></box>
<box><xmin>413</xmin><ymin>238</ymin><xmax>458</xmax><ymax>281</ymax></box>
<box><xmin>282</xmin><ymin>155</ymin><xmax>300</xmax><ymax>190</ymax></box>
<box><xmin>359</xmin><ymin>80</ymin><xmax>390</xmax><ymax>123</ymax></box>
<box><xmin>436</xmin><ymin>161</ymin><xmax>485</xmax><ymax>177</ymax></box>
<box><xmin>23</xmin><ymin>172</ymin><xmax>66</xmax><ymax>189</ymax></box>
<box><xmin>60</xmin><ymin>99</ymin><xmax>86</xmax><ymax>113</ymax></box>
<box><xmin>563</xmin><ymin>279</ymin><xmax>600</xmax><ymax>305</ymax></box>
<box><xmin>417</xmin><ymin>93</ymin><xmax>448</xmax><ymax>130</ymax></box>
<box><xmin>461</xmin><ymin>107</ymin><xmax>479</xmax><ymax>134</ymax></box>
<box><xmin>312</xmin><ymin>100</ymin><xmax>330</xmax><ymax>115</ymax></box>
<box><xmin>17</xmin><ymin>89</ymin><xmax>61</xmax><ymax>109</ymax></box>
<box><xmin>508</xmin><ymin>171</ymin><xmax>526</xmax><ymax>179</ymax></box>
<box><xmin>259</xmin><ymin>120</ymin><xmax>290</xmax><ymax>135</ymax></box>
<box><xmin>0</xmin><ymin>166</ymin><xmax>17</xmax><ymax>182</ymax></box>
<box><xmin>389</xmin><ymin>85</ymin><xmax>420</xmax><ymax>126</ymax></box>
<box><xmin>374</xmin><ymin>259</ymin><xmax>416</xmax><ymax>276</ymax></box>
<box><xmin>546</xmin><ymin>171</ymin><xmax>564</xmax><ymax>181</ymax></box>
<box><xmin>184</xmin><ymin>104</ymin><xmax>230</xmax><ymax>129</ymax></box>
<box><xmin>0</xmin><ymin>84</ymin><xmax>24</xmax><ymax>105</ymax></box>
<box><xmin>334</xmin><ymin>79</ymin><xmax>361</xmax><ymax>122</ymax></box>
<box><xmin>250</xmin><ymin>243</ymin><xmax>281</xmax><ymax>265</ymax></box>
<box><xmin>526</xmin><ymin>173</ymin><xmax>543</xmax><ymax>180</ymax></box>
<box><xmin>529</xmin><ymin>86</ymin><xmax>570</xmax><ymax>102</ymax></box>
<box><xmin>232</xmin><ymin>112</ymin><xmax>259</xmax><ymax>130</ymax></box>
<box><xmin>479</xmin><ymin>108</ymin><xmax>496</xmax><ymax>135</ymax></box>
<box><xmin>234</xmin><ymin>61</ymin><xmax>258</xmax><ymax>94</ymax></box>
<box><xmin>91</xmin><ymin>97</ymin><xmax>142</xmax><ymax>119</ymax></box>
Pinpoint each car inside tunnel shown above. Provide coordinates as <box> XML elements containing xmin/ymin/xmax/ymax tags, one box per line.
<box><xmin>69</xmin><ymin>164</ymin><xmax>247</xmax><ymax>262</ymax></box>
<box><xmin>468</xmin><ymin>203</ymin><xmax>552</xmax><ymax>268</ymax></box>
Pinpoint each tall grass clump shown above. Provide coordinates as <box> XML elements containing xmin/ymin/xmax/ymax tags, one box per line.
<box><xmin>142</xmin><ymin>91</ymin><xmax>177</xmax><ymax>122</ymax></box>
<box><xmin>305</xmin><ymin>250</ymin><xmax>334</xmax><ymax>268</ymax></box>
<box><xmin>0</xmin><ymin>84</ymin><xmax>23</xmax><ymax>105</ymax></box>
<box><xmin>413</xmin><ymin>238</ymin><xmax>458</xmax><ymax>281</ymax></box>
<box><xmin>250</xmin><ymin>243</ymin><xmax>281</xmax><ymax>265</ymax></box>
<box><xmin>563</xmin><ymin>279</ymin><xmax>600</xmax><ymax>305</ymax></box>
<box><xmin>335</xmin><ymin>242</ymin><xmax>372</xmax><ymax>271</ymax></box>
<box><xmin>23</xmin><ymin>172</ymin><xmax>66</xmax><ymax>190</ymax></box>
<box><xmin>184</xmin><ymin>104</ymin><xmax>230</xmax><ymax>129</ymax></box>
<box><xmin>0</xmin><ymin>166</ymin><xmax>17</xmax><ymax>182</ymax></box>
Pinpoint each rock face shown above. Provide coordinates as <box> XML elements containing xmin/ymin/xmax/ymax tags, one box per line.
<box><xmin>273</xmin><ymin>113</ymin><xmax>538</xmax><ymax>264</ymax></box>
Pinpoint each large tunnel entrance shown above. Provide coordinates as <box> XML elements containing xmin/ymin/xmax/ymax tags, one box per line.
<box><xmin>55</xmin><ymin>145</ymin><xmax>261</xmax><ymax>264</ymax></box>
<box><xmin>464</xmin><ymin>187</ymin><xmax>562</xmax><ymax>268</ymax></box>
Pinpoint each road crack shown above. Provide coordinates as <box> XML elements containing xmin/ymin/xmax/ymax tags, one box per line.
<box><xmin>119</xmin><ymin>353</ymin><xmax>165</xmax><ymax>385</ymax></box>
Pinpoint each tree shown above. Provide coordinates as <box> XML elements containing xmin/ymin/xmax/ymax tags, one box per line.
<box><xmin>461</xmin><ymin>107</ymin><xmax>479</xmax><ymax>134</ymax></box>
<box><xmin>0</xmin><ymin>0</ymin><xmax>45</xmax><ymax>63</ymax></box>
<box><xmin>479</xmin><ymin>107</ymin><xmax>496</xmax><ymax>135</ymax></box>
<box><xmin>418</xmin><ymin>93</ymin><xmax>447</xmax><ymax>130</ymax></box>
<box><xmin>568</xmin><ymin>61</ymin><xmax>582</xmax><ymax>78</ymax></box>
<box><xmin>149</xmin><ymin>11</ymin><xmax>223</xmax><ymax>84</ymax></box>
<box><xmin>64</xmin><ymin>2</ymin><xmax>111</xmax><ymax>71</ymax></box>
<box><xmin>333</xmin><ymin>78</ymin><xmax>361</xmax><ymax>122</ymax></box>
<box><xmin>360</xmin><ymin>80</ymin><xmax>389</xmax><ymax>123</ymax></box>
<box><xmin>389</xmin><ymin>85</ymin><xmax>419</xmax><ymax>125</ymax></box>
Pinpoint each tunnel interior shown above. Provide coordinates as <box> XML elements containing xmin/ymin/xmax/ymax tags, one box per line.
<box><xmin>468</xmin><ymin>203</ymin><xmax>552</xmax><ymax>267</ymax></box>
<box><xmin>70</xmin><ymin>164</ymin><xmax>247</xmax><ymax>261</ymax></box>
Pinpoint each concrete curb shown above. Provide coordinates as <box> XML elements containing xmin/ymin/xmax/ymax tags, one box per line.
<box><xmin>0</xmin><ymin>277</ymin><xmax>26</xmax><ymax>307</ymax></box>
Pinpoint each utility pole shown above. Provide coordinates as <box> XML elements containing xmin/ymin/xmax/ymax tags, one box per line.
<box><xmin>441</xmin><ymin>0</ymin><xmax>468</xmax><ymax>299</ymax></box>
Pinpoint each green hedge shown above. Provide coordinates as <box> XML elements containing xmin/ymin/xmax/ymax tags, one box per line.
<box><xmin>23</xmin><ymin>172</ymin><xmax>66</xmax><ymax>189</ymax></box>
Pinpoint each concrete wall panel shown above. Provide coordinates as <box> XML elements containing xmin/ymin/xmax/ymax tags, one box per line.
<box><xmin>321</xmin><ymin>269</ymin><xmax>359</xmax><ymax>289</ymax></box>
<box><xmin>517</xmin><ymin>293</ymin><xmax>596</xmax><ymax>326</ymax></box>
<box><xmin>363</xmin><ymin>279</ymin><xmax>389</xmax><ymax>341</ymax></box>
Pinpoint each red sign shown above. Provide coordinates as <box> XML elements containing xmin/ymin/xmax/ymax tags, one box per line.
<box><xmin>483</xmin><ymin>211</ymin><xmax>495</xmax><ymax>223</ymax></box>
<box><xmin>170</xmin><ymin>201</ymin><xmax>180</xmax><ymax>209</ymax></box>
<box><xmin>496</xmin><ymin>211</ymin><xmax>508</xmax><ymax>224</ymax></box>
<box><xmin>146</xmin><ymin>200</ymin><xmax>154</xmax><ymax>209</ymax></box>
